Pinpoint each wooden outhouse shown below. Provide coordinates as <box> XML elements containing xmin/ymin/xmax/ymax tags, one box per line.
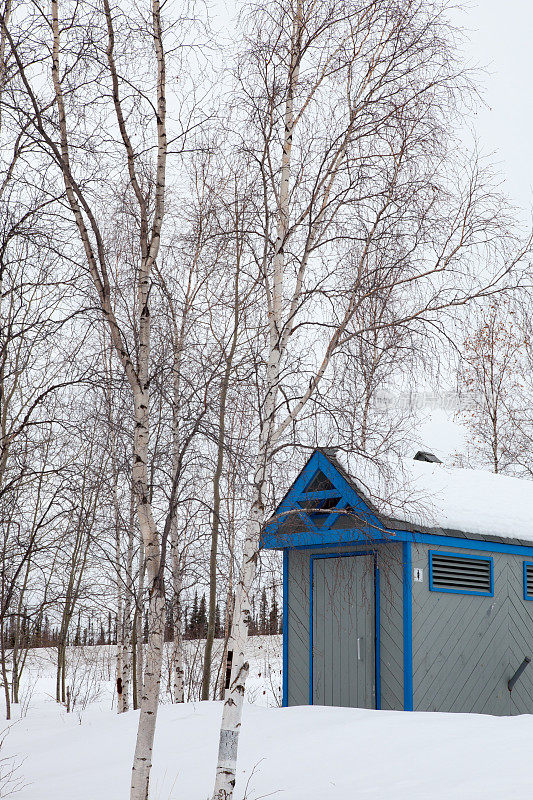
<box><xmin>261</xmin><ymin>447</ymin><xmax>533</xmax><ymax>714</ymax></box>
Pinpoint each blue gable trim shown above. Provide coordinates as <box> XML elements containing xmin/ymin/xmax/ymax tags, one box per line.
<box><xmin>262</xmin><ymin>450</ymin><xmax>389</xmax><ymax>549</ymax></box>
<box><xmin>262</xmin><ymin>451</ymin><xmax>533</xmax><ymax>555</ymax></box>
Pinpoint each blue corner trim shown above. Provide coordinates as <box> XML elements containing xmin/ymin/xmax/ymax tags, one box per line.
<box><xmin>523</xmin><ymin>561</ymin><xmax>533</xmax><ymax>601</ymax></box>
<box><xmin>428</xmin><ymin>550</ymin><xmax>494</xmax><ymax>597</ymax></box>
<box><xmin>309</xmin><ymin>555</ymin><xmax>314</xmax><ymax>705</ymax></box>
<box><xmin>375</xmin><ymin>561</ymin><xmax>381</xmax><ymax>710</ymax></box>
<box><xmin>282</xmin><ymin>550</ymin><xmax>289</xmax><ymax>706</ymax></box>
<box><xmin>309</xmin><ymin>550</ymin><xmax>381</xmax><ymax>709</ymax></box>
<box><xmin>402</xmin><ymin>541</ymin><xmax>413</xmax><ymax>711</ymax></box>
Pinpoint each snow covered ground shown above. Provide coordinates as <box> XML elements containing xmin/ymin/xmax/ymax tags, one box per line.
<box><xmin>5</xmin><ymin>694</ymin><xmax>533</xmax><ymax>799</ymax></box>
<box><xmin>2</xmin><ymin>638</ymin><xmax>533</xmax><ymax>799</ymax></box>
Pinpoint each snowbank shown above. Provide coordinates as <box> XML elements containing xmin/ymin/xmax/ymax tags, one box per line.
<box><xmin>3</xmin><ymin>642</ymin><xmax>533</xmax><ymax>799</ymax></box>
<box><xmin>5</xmin><ymin>699</ymin><xmax>533</xmax><ymax>799</ymax></box>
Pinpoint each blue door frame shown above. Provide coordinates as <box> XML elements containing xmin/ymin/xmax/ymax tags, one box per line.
<box><xmin>304</xmin><ymin>550</ymin><xmax>381</xmax><ymax>709</ymax></box>
<box><xmin>281</xmin><ymin>545</ymin><xmax>414</xmax><ymax>711</ymax></box>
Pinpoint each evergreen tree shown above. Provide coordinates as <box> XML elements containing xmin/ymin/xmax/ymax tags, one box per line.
<box><xmin>164</xmin><ymin>600</ymin><xmax>173</xmax><ymax>642</ymax></box>
<box><xmin>269</xmin><ymin>587</ymin><xmax>279</xmax><ymax>635</ymax></box>
<box><xmin>21</xmin><ymin>607</ymin><xmax>28</xmax><ymax>643</ymax></box>
<box><xmin>198</xmin><ymin>593</ymin><xmax>208</xmax><ymax>638</ymax></box>
<box><xmin>43</xmin><ymin>615</ymin><xmax>51</xmax><ymax>646</ymax></box>
<box><xmin>248</xmin><ymin>595</ymin><xmax>257</xmax><ymax>636</ymax></box>
<box><xmin>188</xmin><ymin>592</ymin><xmax>199</xmax><ymax>638</ymax></box>
<box><xmin>259</xmin><ymin>588</ymin><xmax>268</xmax><ymax>635</ymax></box>
<box><xmin>143</xmin><ymin>613</ymin><xmax>149</xmax><ymax>644</ymax></box>
<box><xmin>214</xmin><ymin>603</ymin><xmax>222</xmax><ymax>638</ymax></box>
<box><xmin>34</xmin><ymin>613</ymin><xmax>42</xmax><ymax>648</ymax></box>
<box><xmin>74</xmin><ymin>611</ymin><xmax>81</xmax><ymax>646</ymax></box>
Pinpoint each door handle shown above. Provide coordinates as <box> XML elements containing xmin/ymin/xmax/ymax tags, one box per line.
<box><xmin>357</xmin><ymin>637</ymin><xmax>363</xmax><ymax>660</ymax></box>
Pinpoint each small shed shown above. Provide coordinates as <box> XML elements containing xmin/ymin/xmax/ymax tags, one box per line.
<box><xmin>261</xmin><ymin>447</ymin><xmax>533</xmax><ymax>715</ymax></box>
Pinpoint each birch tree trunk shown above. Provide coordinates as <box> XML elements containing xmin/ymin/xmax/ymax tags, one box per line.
<box><xmin>212</xmin><ymin>5</ymin><xmax>300</xmax><ymax>792</ymax></box>
<box><xmin>214</xmin><ymin>80</ymin><xmax>294</xmax><ymax>800</ymax></box>
<box><xmin>114</xmin><ymin>478</ymin><xmax>125</xmax><ymax>713</ymax></box>
<box><xmin>170</xmin><ymin>545</ymin><xmax>184</xmax><ymax>703</ymax></box>
<box><xmin>122</xmin><ymin>491</ymin><xmax>135</xmax><ymax>712</ymax></box>
<box><xmin>212</xmin><ymin>444</ymin><xmax>273</xmax><ymax>798</ymax></box>
<box><xmin>0</xmin><ymin>621</ymin><xmax>10</xmax><ymax>720</ymax></box>
<box><xmin>50</xmin><ymin>1</ymin><xmax>168</xmax><ymax>793</ymax></box>
<box><xmin>129</xmin><ymin>385</ymin><xmax>166</xmax><ymax>799</ymax></box>
<box><xmin>169</xmin><ymin>310</ymin><xmax>185</xmax><ymax>704</ymax></box>
<box><xmin>134</xmin><ymin>539</ymin><xmax>145</xmax><ymax>710</ymax></box>
<box><xmin>202</xmin><ymin>257</ymin><xmax>241</xmax><ymax>701</ymax></box>
<box><xmin>218</xmin><ymin>525</ymin><xmax>235</xmax><ymax>701</ymax></box>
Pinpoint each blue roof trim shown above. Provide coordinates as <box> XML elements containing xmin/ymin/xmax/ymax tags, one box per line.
<box><xmin>263</xmin><ymin>450</ymin><xmax>389</xmax><ymax>548</ymax></box>
<box><xmin>262</xmin><ymin>451</ymin><xmax>533</xmax><ymax>554</ymax></box>
<box><xmin>411</xmin><ymin>533</ymin><xmax>533</xmax><ymax>557</ymax></box>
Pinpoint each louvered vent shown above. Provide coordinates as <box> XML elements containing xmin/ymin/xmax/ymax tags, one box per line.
<box><xmin>525</xmin><ymin>563</ymin><xmax>533</xmax><ymax>599</ymax></box>
<box><xmin>430</xmin><ymin>553</ymin><xmax>492</xmax><ymax>595</ymax></box>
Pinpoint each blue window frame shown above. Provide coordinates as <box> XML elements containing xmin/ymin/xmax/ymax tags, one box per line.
<box><xmin>428</xmin><ymin>550</ymin><xmax>494</xmax><ymax>597</ymax></box>
<box><xmin>523</xmin><ymin>562</ymin><xmax>533</xmax><ymax>601</ymax></box>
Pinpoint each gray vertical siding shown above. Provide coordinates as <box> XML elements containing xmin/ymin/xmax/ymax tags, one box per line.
<box><xmin>377</xmin><ymin>544</ymin><xmax>404</xmax><ymax>710</ymax></box>
<box><xmin>506</xmin><ymin>555</ymin><xmax>533</xmax><ymax>715</ymax></box>
<box><xmin>287</xmin><ymin>548</ymin><xmax>311</xmax><ymax>706</ymax></box>
<box><xmin>411</xmin><ymin>543</ymin><xmax>533</xmax><ymax>715</ymax></box>
<box><xmin>286</xmin><ymin>543</ymin><xmax>404</xmax><ymax>709</ymax></box>
<box><xmin>287</xmin><ymin>540</ymin><xmax>533</xmax><ymax>715</ymax></box>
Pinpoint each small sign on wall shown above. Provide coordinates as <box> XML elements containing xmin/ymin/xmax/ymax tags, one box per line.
<box><xmin>414</xmin><ymin>567</ymin><xmax>423</xmax><ymax>582</ymax></box>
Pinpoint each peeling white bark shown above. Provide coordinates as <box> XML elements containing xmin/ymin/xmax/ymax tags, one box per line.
<box><xmin>122</xmin><ymin>491</ymin><xmax>135</xmax><ymax>712</ymax></box>
<box><xmin>130</xmin><ymin>581</ymin><xmax>165</xmax><ymax>799</ymax></box>
<box><xmin>213</xmin><ymin>13</ymin><xmax>301</xmax><ymax>793</ymax></box>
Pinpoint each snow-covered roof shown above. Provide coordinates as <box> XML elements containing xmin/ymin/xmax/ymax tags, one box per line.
<box><xmin>334</xmin><ymin>452</ymin><xmax>533</xmax><ymax>543</ymax></box>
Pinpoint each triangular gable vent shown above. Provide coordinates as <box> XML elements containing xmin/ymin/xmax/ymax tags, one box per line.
<box><xmin>304</xmin><ymin>470</ymin><xmax>335</xmax><ymax>492</ymax></box>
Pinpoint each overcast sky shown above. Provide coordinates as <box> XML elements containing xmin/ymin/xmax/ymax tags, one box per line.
<box><xmin>457</xmin><ymin>0</ymin><xmax>533</xmax><ymax>217</ymax></box>
<box><xmin>211</xmin><ymin>0</ymin><xmax>533</xmax><ymax>219</ymax></box>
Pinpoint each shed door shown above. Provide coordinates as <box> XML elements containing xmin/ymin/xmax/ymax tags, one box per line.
<box><xmin>312</xmin><ymin>554</ymin><xmax>375</xmax><ymax>708</ymax></box>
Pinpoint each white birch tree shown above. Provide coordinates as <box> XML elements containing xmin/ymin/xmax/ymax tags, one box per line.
<box><xmin>212</xmin><ymin>1</ymin><xmax>528</xmax><ymax>796</ymax></box>
<box><xmin>0</xmin><ymin>1</ymin><xmax>207</xmax><ymax>796</ymax></box>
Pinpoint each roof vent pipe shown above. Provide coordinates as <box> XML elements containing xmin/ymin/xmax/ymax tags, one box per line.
<box><xmin>413</xmin><ymin>451</ymin><xmax>442</xmax><ymax>463</ymax></box>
